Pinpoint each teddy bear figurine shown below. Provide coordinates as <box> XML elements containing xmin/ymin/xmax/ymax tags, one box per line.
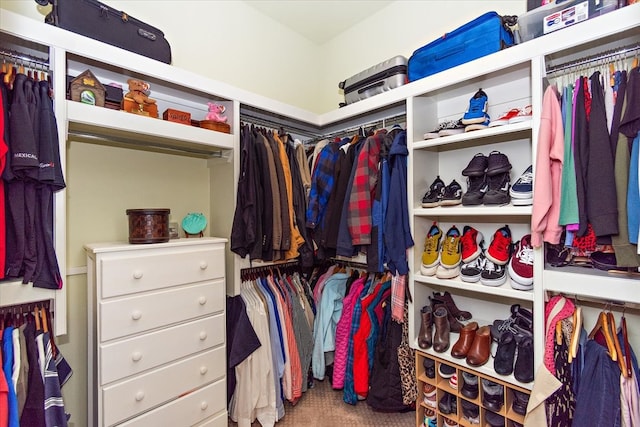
<box><xmin>124</xmin><ymin>78</ymin><xmax>157</xmax><ymax>105</ymax></box>
<box><xmin>206</xmin><ymin>102</ymin><xmax>227</xmax><ymax>123</ymax></box>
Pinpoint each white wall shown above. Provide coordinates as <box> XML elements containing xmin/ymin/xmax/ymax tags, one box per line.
<box><xmin>1</xmin><ymin>0</ymin><xmax>526</xmax><ymax>113</ymax></box>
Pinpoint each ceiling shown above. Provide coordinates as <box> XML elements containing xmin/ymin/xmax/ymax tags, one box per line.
<box><xmin>244</xmin><ymin>0</ymin><xmax>393</xmax><ymax>44</ymax></box>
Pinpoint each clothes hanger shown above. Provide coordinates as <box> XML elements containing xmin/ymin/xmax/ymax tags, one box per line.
<box><xmin>568</xmin><ymin>305</ymin><xmax>582</xmax><ymax>363</ymax></box>
<box><xmin>34</xmin><ymin>305</ymin><xmax>41</xmax><ymax>331</ymax></box>
<box><xmin>607</xmin><ymin>311</ymin><xmax>626</xmax><ymax>377</ymax></box>
<box><xmin>555</xmin><ymin>319</ymin><xmax>563</xmax><ymax>345</ymax></box>
<box><xmin>621</xmin><ymin>308</ymin><xmax>632</xmax><ymax>378</ymax></box>
<box><xmin>588</xmin><ymin>309</ymin><xmax>617</xmax><ymax>361</ymax></box>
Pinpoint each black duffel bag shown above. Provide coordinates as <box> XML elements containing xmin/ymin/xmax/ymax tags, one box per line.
<box><xmin>40</xmin><ymin>0</ymin><xmax>172</xmax><ymax>64</ymax></box>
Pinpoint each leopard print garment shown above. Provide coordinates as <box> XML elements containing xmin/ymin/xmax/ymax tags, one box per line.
<box><xmin>397</xmin><ymin>302</ymin><xmax>418</xmax><ymax>406</ymax></box>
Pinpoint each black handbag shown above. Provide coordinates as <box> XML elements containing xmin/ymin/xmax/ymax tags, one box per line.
<box><xmin>42</xmin><ymin>0</ymin><xmax>172</xmax><ymax>64</ymax></box>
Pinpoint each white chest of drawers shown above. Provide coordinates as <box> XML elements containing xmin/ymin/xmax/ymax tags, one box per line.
<box><xmin>85</xmin><ymin>238</ymin><xmax>228</xmax><ymax>427</ymax></box>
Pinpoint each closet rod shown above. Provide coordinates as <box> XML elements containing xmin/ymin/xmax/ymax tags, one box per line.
<box><xmin>239</xmin><ymin>117</ymin><xmax>321</xmax><ymax>139</ymax></box>
<box><xmin>546</xmin><ymin>44</ymin><xmax>639</xmax><ymax>75</ymax></box>
<box><xmin>68</xmin><ymin>130</ymin><xmax>227</xmax><ymax>158</ymax></box>
<box><xmin>312</xmin><ymin>113</ymin><xmax>407</xmax><ymax>144</ymax></box>
<box><xmin>0</xmin><ymin>299</ymin><xmax>51</xmax><ymax>313</ymax></box>
<box><xmin>0</xmin><ymin>48</ymin><xmax>49</xmax><ymax>69</ymax></box>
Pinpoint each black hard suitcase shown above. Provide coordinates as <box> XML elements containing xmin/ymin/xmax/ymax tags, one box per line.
<box><xmin>44</xmin><ymin>0</ymin><xmax>172</xmax><ymax>64</ymax></box>
<box><xmin>338</xmin><ymin>55</ymin><xmax>408</xmax><ymax>107</ymax></box>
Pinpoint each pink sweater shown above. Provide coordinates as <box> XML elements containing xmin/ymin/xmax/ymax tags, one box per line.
<box><xmin>531</xmin><ymin>86</ymin><xmax>565</xmax><ymax>248</ymax></box>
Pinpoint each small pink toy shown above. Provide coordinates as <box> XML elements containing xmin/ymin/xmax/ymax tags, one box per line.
<box><xmin>206</xmin><ymin>102</ymin><xmax>227</xmax><ymax>123</ymax></box>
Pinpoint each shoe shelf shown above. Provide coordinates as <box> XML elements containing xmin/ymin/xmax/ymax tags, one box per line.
<box><xmin>412</xmin><ymin>121</ymin><xmax>532</xmax><ymax>151</ymax></box>
<box><xmin>413</xmin><ymin>274</ymin><xmax>533</xmax><ymax>302</ymax></box>
<box><xmin>67</xmin><ymin>101</ymin><xmax>235</xmax><ymax>156</ymax></box>
<box><xmin>416</xmin><ymin>350</ymin><xmax>530</xmax><ymax>427</ymax></box>
<box><xmin>413</xmin><ymin>205</ymin><xmax>532</xmax><ymax>218</ymax></box>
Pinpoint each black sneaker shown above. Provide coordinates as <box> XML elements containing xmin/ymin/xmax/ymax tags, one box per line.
<box><xmin>462</xmin><ymin>153</ymin><xmax>488</xmax><ymax>177</ymax></box>
<box><xmin>483</xmin><ymin>171</ymin><xmax>511</xmax><ymax>205</ymax></box>
<box><xmin>422</xmin><ymin>176</ymin><xmax>445</xmax><ymax>208</ymax></box>
<box><xmin>438</xmin><ymin>363</ymin><xmax>456</xmax><ymax>378</ymax></box>
<box><xmin>460</xmin><ymin>252</ymin><xmax>486</xmax><ymax>283</ymax></box>
<box><xmin>441</xmin><ymin>179</ymin><xmax>463</xmax><ymax>206</ymax></box>
<box><xmin>462</xmin><ymin>175</ymin><xmax>488</xmax><ymax>206</ymax></box>
<box><xmin>423</xmin><ymin>358</ymin><xmax>435</xmax><ymax>378</ymax></box>
<box><xmin>486</xmin><ymin>150</ymin><xmax>512</xmax><ymax>176</ymax></box>
<box><xmin>480</xmin><ymin>259</ymin><xmax>507</xmax><ymax>287</ymax></box>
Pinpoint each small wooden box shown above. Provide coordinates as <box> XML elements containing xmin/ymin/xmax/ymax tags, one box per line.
<box><xmin>122</xmin><ymin>98</ymin><xmax>159</xmax><ymax>118</ymax></box>
<box><xmin>199</xmin><ymin>120</ymin><xmax>231</xmax><ymax>134</ymax></box>
<box><xmin>163</xmin><ymin>108</ymin><xmax>191</xmax><ymax>125</ymax></box>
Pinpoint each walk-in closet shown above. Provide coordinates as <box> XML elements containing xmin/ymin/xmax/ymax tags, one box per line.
<box><xmin>1</xmin><ymin>1</ymin><xmax>639</xmax><ymax>426</ymax></box>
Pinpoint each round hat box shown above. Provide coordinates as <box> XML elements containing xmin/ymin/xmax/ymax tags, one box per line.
<box><xmin>126</xmin><ymin>208</ymin><xmax>170</xmax><ymax>244</ymax></box>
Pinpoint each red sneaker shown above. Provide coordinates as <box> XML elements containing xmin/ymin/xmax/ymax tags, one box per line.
<box><xmin>460</xmin><ymin>226</ymin><xmax>484</xmax><ymax>263</ymax></box>
<box><xmin>486</xmin><ymin>225</ymin><xmax>512</xmax><ymax>265</ymax></box>
<box><xmin>508</xmin><ymin>234</ymin><xmax>534</xmax><ymax>290</ymax></box>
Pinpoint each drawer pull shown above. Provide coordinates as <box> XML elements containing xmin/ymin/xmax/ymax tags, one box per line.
<box><xmin>133</xmin><ymin>270</ymin><xmax>143</xmax><ymax>279</ymax></box>
<box><xmin>199</xmin><ymin>261</ymin><xmax>208</xmax><ymax>270</ymax></box>
<box><xmin>199</xmin><ymin>331</ymin><xmax>208</xmax><ymax>341</ymax></box>
<box><xmin>200</xmin><ymin>401</ymin><xmax>208</xmax><ymax>411</ymax></box>
<box><xmin>135</xmin><ymin>391</ymin><xmax>145</xmax><ymax>402</ymax></box>
<box><xmin>198</xmin><ymin>296</ymin><xmax>207</xmax><ymax>305</ymax></box>
<box><xmin>200</xmin><ymin>366</ymin><xmax>208</xmax><ymax>375</ymax></box>
<box><xmin>131</xmin><ymin>311</ymin><xmax>142</xmax><ymax>321</ymax></box>
<box><xmin>131</xmin><ymin>352</ymin><xmax>143</xmax><ymax>362</ymax></box>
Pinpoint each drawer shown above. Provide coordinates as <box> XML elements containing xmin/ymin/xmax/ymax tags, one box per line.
<box><xmin>117</xmin><ymin>378</ymin><xmax>226</xmax><ymax>427</ymax></box>
<box><xmin>102</xmin><ymin>346</ymin><xmax>225</xmax><ymax>427</ymax></box>
<box><xmin>100</xmin><ymin>280</ymin><xmax>224</xmax><ymax>342</ymax></box>
<box><xmin>100</xmin><ymin>245</ymin><xmax>224</xmax><ymax>299</ymax></box>
<box><xmin>193</xmin><ymin>411</ymin><xmax>228</xmax><ymax>427</ymax></box>
<box><xmin>100</xmin><ymin>314</ymin><xmax>224</xmax><ymax>384</ymax></box>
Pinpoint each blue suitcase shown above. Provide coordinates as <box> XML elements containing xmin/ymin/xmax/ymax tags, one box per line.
<box><xmin>408</xmin><ymin>12</ymin><xmax>514</xmax><ymax>82</ymax></box>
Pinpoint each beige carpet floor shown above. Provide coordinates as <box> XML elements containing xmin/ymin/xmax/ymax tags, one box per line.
<box><xmin>228</xmin><ymin>378</ymin><xmax>416</xmax><ymax>426</ymax></box>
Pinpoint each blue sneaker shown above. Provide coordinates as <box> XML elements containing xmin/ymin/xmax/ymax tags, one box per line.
<box><xmin>510</xmin><ymin>165</ymin><xmax>533</xmax><ymax>205</ymax></box>
<box><xmin>464</xmin><ymin>113</ymin><xmax>490</xmax><ymax>132</ymax></box>
<box><xmin>462</xmin><ymin>88</ymin><xmax>488</xmax><ymax>125</ymax></box>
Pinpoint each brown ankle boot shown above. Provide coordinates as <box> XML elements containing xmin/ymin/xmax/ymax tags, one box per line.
<box><xmin>433</xmin><ymin>307</ymin><xmax>450</xmax><ymax>353</ymax></box>
<box><xmin>466</xmin><ymin>325</ymin><xmax>492</xmax><ymax>366</ymax></box>
<box><xmin>418</xmin><ymin>306</ymin><xmax>433</xmax><ymax>349</ymax></box>
<box><xmin>451</xmin><ymin>321</ymin><xmax>478</xmax><ymax>358</ymax></box>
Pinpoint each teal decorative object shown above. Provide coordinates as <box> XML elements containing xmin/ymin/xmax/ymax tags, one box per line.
<box><xmin>182</xmin><ymin>213</ymin><xmax>207</xmax><ymax>235</ymax></box>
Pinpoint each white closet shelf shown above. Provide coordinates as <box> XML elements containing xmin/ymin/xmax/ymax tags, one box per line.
<box><xmin>412</xmin><ymin>122</ymin><xmax>532</xmax><ymax>151</ymax></box>
<box><xmin>66</xmin><ymin>101</ymin><xmax>234</xmax><ymax>155</ymax></box>
<box><xmin>414</xmin><ymin>274</ymin><xmax>534</xmax><ymax>302</ymax></box>
<box><xmin>412</xmin><ymin>331</ymin><xmax>534</xmax><ymax>391</ymax></box>
<box><xmin>413</xmin><ymin>205</ymin><xmax>532</xmax><ymax>217</ymax></box>
<box><xmin>543</xmin><ymin>267</ymin><xmax>640</xmax><ymax>305</ymax></box>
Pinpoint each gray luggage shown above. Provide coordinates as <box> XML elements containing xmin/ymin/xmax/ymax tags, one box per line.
<box><xmin>338</xmin><ymin>55</ymin><xmax>408</xmax><ymax>107</ymax></box>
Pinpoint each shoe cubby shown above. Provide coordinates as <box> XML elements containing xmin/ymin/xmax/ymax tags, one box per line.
<box><xmin>411</xmin><ymin>280</ymin><xmax>534</xmax><ymax>389</ymax></box>
<box><xmin>416</xmin><ymin>350</ymin><xmax>530</xmax><ymax>427</ymax></box>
